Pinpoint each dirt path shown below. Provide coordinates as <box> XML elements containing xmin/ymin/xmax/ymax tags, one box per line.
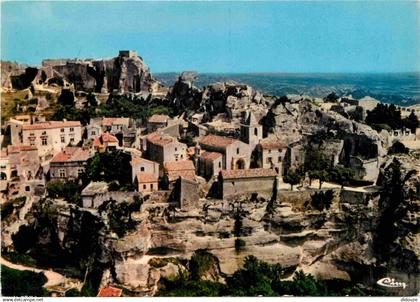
<box><xmin>0</xmin><ymin>256</ymin><xmax>65</xmax><ymax>287</ymax></box>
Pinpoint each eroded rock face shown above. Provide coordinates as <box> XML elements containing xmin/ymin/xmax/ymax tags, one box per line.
<box><xmin>43</xmin><ymin>51</ymin><xmax>158</xmax><ymax>93</ymax></box>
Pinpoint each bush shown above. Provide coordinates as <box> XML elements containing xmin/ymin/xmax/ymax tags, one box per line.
<box><xmin>189</xmin><ymin>250</ymin><xmax>218</xmax><ymax>280</ymax></box>
<box><xmin>311</xmin><ymin>190</ymin><xmax>334</xmax><ymax>211</ymax></box>
<box><xmin>46</xmin><ymin>180</ymin><xmax>81</xmax><ymax>203</ymax></box>
<box><xmin>388</xmin><ymin>141</ymin><xmax>409</xmax><ymax>155</ymax></box>
<box><xmin>1</xmin><ymin>265</ymin><xmax>48</xmax><ymax>297</ymax></box>
<box><xmin>149</xmin><ymin>257</ymin><xmax>180</xmax><ymax>269</ymax></box>
<box><xmin>234</xmin><ymin>239</ymin><xmax>246</xmax><ymax>252</ymax></box>
<box><xmin>3</xmin><ymin>251</ymin><xmax>37</xmax><ymax>267</ymax></box>
<box><xmin>65</xmin><ymin>288</ymin><xmax>81</xmax><ymax>297</ymax></box>
<box><xmin>1</xmin><ymin>196</ymin><xmax>26</xmax><ymax>219</ymax></box>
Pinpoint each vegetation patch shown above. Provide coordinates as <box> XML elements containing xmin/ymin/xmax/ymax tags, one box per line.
<box><xmin>1</xmin><ymin>265</ymin><xmax>48</xmax><ymax>297</ymax></box>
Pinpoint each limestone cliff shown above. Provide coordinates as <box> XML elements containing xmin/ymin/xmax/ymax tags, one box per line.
<box><xmin>3</xmin><ymin>156</ymin><xmax>418</xmax><ymax>296</ymax></box>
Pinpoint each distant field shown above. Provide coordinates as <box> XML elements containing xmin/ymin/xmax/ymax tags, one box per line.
<box><xmin>155</xmin><ymin>72</ymin><xmax>420</xmax><ymax>106</ymax></box>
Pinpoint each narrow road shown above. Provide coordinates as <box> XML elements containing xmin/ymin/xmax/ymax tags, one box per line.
<box><xmin>0</xmin><ymin>256</ymin><xmax>65</xmax><ymax>287</ymax></box>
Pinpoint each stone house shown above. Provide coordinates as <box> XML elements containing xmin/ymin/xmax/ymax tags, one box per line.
<box><xmin>171</xmin><ymin>177</ymin><xmax>200</xmax><ymax>209</ymax></box>
<box><xmin>146</xmin><ymin>132</ymin><xmax>188</xmax><ymax>165</ymax></box>
<box><xmin>135</xmin><ymin>173</ymin><xmax>158</xmax><ymax>193</ymax></box>
<box><xmin>81</xmin><ymin>181</ymin><xmax>109</xmax><ymax>208</ymax></box>
<box><xmin>199</xmin><ymin>134</ymin><xmax>252</xmax><ymax>171</ymax></box>
<box><xmin>6</xmin><ymin>145</ymin><xmax>41</xmax><ymax>182</ymax></box>
<box><xmin>256</xmin><ymin>140</ymin><xmax>287</xmax><ymax>177</ymax></box>
<box><xmin>87</xmin><ymin>117</ymin><xmax>133</xmax><ymax>142</ymax></box>
<box><xmin>147</xmin><ymin>114</ymin><xmax>169</xmax><ymax>132</ymax></box>
<box><xmin>218</xmin><ymin>168</ymin><xmax>278</xmax><ymax>199</ymax></box>
<box><xmin>20</xmin><ymin>121</ymin><xmax>82</xmax><ymax>158</ymax></box>
<box><xmin>131</xmin><ymin>156</ymin><xmax>160</xmax><ymax>182</ymax></box>
<box><xmin>198</xmin><ymin>151</ymin><xmax>223</xmax><ymax>180</ymax></box>
<box><xmin>349</xmin><ymin>156</ymin><xmax>380</xmax><ymax>182</ymax></box>
<box><xmin>164</xmin><ymin>160</ymin><xmax>196</xmax><ymax>182</ymax></box>
<box><xmin>49</xmin><ymin>147</ymin><xmax>90</xmax><ymax>180</ymax></box>
<box><xmin>102</xmin><ymin>117</ymin><xmax>130</xmax><ymax>133</ymax></box>
<box><xmin>93</xmin><ymin>132</ymin><xmax>119</xmax><ymax>152</ymax></box>
<box><xmin>283</xmin><ymin>142</ymin><xmax>306</xmax><ymax>173</ymax></box>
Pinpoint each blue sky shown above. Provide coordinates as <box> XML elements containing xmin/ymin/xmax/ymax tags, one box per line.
<box><xmin>1</xmin><ymin>1</ymin><xmax>419</xmax><ymax>73</ymax></box>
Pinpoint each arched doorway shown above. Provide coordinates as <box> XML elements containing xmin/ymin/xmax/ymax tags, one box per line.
<box><xmin>235</xmin><ymin>159</ymin><xmax>245</xmax><ymax>170</ymax></box>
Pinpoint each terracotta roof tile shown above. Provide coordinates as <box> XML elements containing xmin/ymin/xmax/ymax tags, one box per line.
<box><xmin>259</xmin><ymin>140</ymin><xmax>286</xmax><ymax>150</ymax></box>
<box><xmin>199</xmin><ymin>135</ymin><xmax>237</xmax><ymax>149</ymax></box>
<box><xmin>164</xmin><ymin>160</ymin><xmax>196</xmax><ymax>181</ymax></box>
<box><xmin>200</xmin><ymin>151</ymin><xmax>223</xmax><ymax>161</ymax></box>
<box><xmin>146</xmin><ymin>132</ymin><xmax>175</xmax><ymax>146</ymax></box>
<box><xmin>164</xmin><ymin>160</ymin><xmax>195</xmax><ymax>171</ymax></box>
<box><xmin>148</xmin><ymin>114</ymin><xmax>169</xmax><ymax>123</ymax></box>
<box><xmin>7</xmin><ymin>145</ymin><xmax>37</xmax><ymax>153</ymax></box>
<box><xmin>97</xmin><ymin>286</ymin><xmax>122</xmax><ymax>297</ymax></box>
<box><xmin>220</xmin><ymin>168</ymin><xmax>277</xmax><ymax>179</ymax></box>
<box><xmin>102</xmin><ymin>117</ymin><xmax>130</xmax><ymax>126</ymax></box>
<box><xmin>50</xmin><ymin>147</ymin><xmax>90</xmax><ymax>163</ymax></box>
<box><xmin>93</xmin><ymin>132</ymin><xmax>119</xmax><ymax>146</ymax></box>
<box><xmin>136</xmin><ymin>173</ymin><xmax>158</xmax><ymax>183</ymax></box>
<box><xmin>22</xmin><ymin>121</ymin><xmax>81</xmax><ymax>130</ymax></box>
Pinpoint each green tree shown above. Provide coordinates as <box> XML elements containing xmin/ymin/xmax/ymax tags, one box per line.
<box><xmin>304</xmin><ymin>149</ymin><xmax>329</xmax><ymax>186</ymax></box>
<box><xmin>402</xmin><ymin>111</ymin><xmax>419</xmax><ymax>133</ymax></box>
<box><xmin>1</xmin><ymin>265</ymin><xmax>48</xmax><ymax>297</ymax></box>
<box><xmin>46</xmin><ymin>180</ymin><xmax>81</xmax><ymax>203</ymax></box>
<box><xmin>366</xmin><ymin>103</ymin><xmax>402</xmax><ymax>130</ymax></box>
<box><xmin>328</xmin><ymin>166</ymin><xmax>355</xmax><ymax>188</ymax></box>
<box><xmin>283</xmin><ymin>169</ymin><xmax>303</xmax><ymax>190</ymax></box>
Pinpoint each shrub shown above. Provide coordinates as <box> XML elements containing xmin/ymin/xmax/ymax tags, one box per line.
<box><xmin>1</xmin><ymin>265</ymin><xmax>48</xmax><ymax>297</ymax></box>
<box><xmin>311</xmin><ymin>190</ymin><xmax>334</xmax><ymax>211</ymax></box>
<box><xmin>234</xmin><ymin>239</ymin><xmax>246</xmax><ymax>252</ymax></box>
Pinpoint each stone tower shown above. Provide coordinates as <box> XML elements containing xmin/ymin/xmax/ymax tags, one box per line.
<box><xmin>240</xmin><ymin>111</ymin><xmax>263</xmax><ymax>148</ymax></box>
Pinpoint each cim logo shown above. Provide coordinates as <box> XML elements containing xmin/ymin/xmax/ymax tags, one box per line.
<box><xmin>377</xmin><ymin>277</ymin><xmax>407</xmax><ymax>289</ymax></box>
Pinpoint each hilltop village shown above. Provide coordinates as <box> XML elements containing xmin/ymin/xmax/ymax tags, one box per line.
<box><xmin>1</xmin><ymin>51</ymin><xmax>419</xmax><ymax>297</ymax></box>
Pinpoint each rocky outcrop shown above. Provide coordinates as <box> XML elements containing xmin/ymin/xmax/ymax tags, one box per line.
<box><xmin>44</xmin><ymin>51</ymin><xmax>158</xmax><ymax>93</ymax></box>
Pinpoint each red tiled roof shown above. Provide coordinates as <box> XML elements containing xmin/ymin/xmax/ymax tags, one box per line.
<box><xmin>146</xmin><ymin>132</ymin><xmax>174</xmax><ymax>146</ymax></box>
<box><xmin>220</xmin><ymin>168</ymin><xmax>277</xmax><ymax>179</ymax></box>
<box><xmin>7</xmin><ymin>145</ymin><xmax>37</xmax><ymax>153</ymax></box>
<box><xmin>97</xmin><ymin>286</ymin><xmax>122</xmax><ymax>297</ymax></box>
<box><xmin>93</xmin><ymin>132</ymin><xmax>119</xmax><ymax>146</ymax></box>
<box><xmin>50</xmin><ymin>147</ymin><xmax>90</xmax><ymax>163</ymax></box>
<box><xmin>136</xmin><ymin>173</ymin><xmax>158</xmax><ymax>183</ymax></box>
<box><xmin>131</xmin><ymin>156</ymin><xmax>158</xmax><ymax>166</ymax></box>
<box><xmin>200</xmin><ymin>151</ymin><xmax>223</xmax><ymax>161</ymax></box>
<box><xmin>148</xmin><ymin>114</ymin><xmax>169</xmax><ymax>123</ymax></box>
<box><xmin>102</xmin><ymin>117</ymin><xmax>129</xmax><ymax>126</ymax></box>
<box><xmin>199</xmin><ymin>135</ymin><xmax>237</xmax><ymax>149</ymax></box>
<box><xmin>259</xmin><ymin>140</ymin><xmax>286</xmax><ymax>150</ymax></box>
<box><xmin>164</xmin><ymin>160</ymin><xmax>195</xmax><ymax>172</ymax></box>
<box><xmin>164</xmin><ymin>160</ymin><xmax>196</xmax><ymax>181</ymax></box>
<box><xmin>22</xmin><ymin>121</ymin><xmax>81</xmax><ymax>130</ymax></box>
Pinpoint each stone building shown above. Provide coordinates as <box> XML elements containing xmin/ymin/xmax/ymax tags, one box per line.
<box><xmin>199</xmin><ymin>134</ymin><xmax>252</xmax><ymax>171</ymax></box>
<box><xmin>146</xmin><ymin>132</ymin><xmax>187</xmax><ymax>165</ymax></box>
<box><xmin>147</xmin><ymin>114</ymin><xmax>169</xmax><ymax>132</ymax></box>
<box><xmin>49</xmin><ymin>147</ymin><xmax>90</xmax><ymax>180</ymax></box>
<box><xmin>6</xmin><ymin>145</ymin><xmax>41</xmax><ymax>182</ymax></box>
<box><xmin>218</xmin><ymin>168</ymin><xmax>277</xmax><ymax>199</ymax></box>
<box><xmin>172</xmin><ymin>177</ymin><xmax>200</xmax><ymax>209</ymax></box>
<box><xmin>283</xmin><ymin>142</ymin><xmax>306</xmax><ymax>172</ymax></box>
<box><xmin>81</xmin><ymin>181</ymin><xmax>109</xmax><ymax>208</ymax></box>
<box><xmin>256</xmin><ymin>140</ymin><xmax>287</xmax><ymax>176</ymax></box>
<box><xmin>87</xmin><ymin>117</ymin><xmax>132</xmax><ymax>141</ymax></box>
<box><xmin>131</xmin><ymin>156</ymin><xmax>159</xmax><ymax>182</ymax></box>
<box><xmin>349</xmin><ymin>156</ymin><xmax>380</xmax><ymax>182</ymax></box>
<box><xmin>164</xmin><ymin>160</ymin><xmax>196</xmax><ymax>182</ymax></box>
<box><xmin>198</xmin><ymin>151</ymin><xmax>223</xmax><ymax>180</ymax></box>
<box><xmin>20</xmin><ymin>121</ymin><xmax>82</xmax><ymax>158</ymax></box>
<box><xmin>240</xmin><ymin>111</ymin><xmax>263</xmax><ymax>148</ymax></box>
<box><xmin>135</xmin><ymin>173</ymin><xmax>158</xmax><ymax>193</ymax></box>
<box><xmin>93</xmin><ymin>132</ymin><xmax>119</xmax><ymax>152</ymax></box>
